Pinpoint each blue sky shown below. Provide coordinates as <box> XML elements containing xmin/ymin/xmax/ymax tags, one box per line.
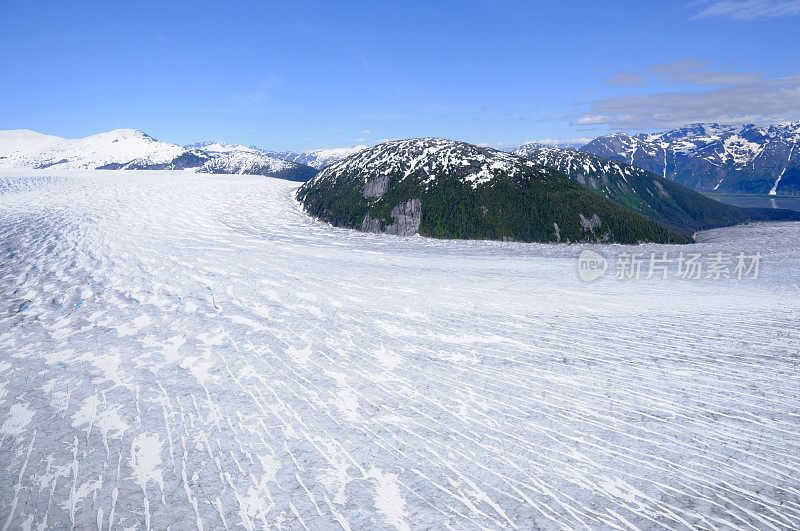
<box><xmin>1</xmin><ymin>0</ymin><xmax>799</xmax><ymax>150</ymax></box>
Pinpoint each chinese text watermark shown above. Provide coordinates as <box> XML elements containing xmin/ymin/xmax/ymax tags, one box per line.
<box><xmin>577</xmin><ymin>250</ymin><xmax>762</xmax><ymax>282</ymax></box>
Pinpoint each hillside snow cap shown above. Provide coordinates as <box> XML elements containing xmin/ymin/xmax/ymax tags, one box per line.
<box><xmin>310</xmin><ymin>138</ymin><xmax>545</xmax><ymax>188</ymax></box>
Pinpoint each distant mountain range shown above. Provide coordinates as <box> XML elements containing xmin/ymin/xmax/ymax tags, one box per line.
<box><xmin>580</xmin><ymin>122</ymin><xmax>800</xmax><ymax>195</ymax></box>
<box><xmin>0</xmin><ymin>130</ymin><xmax>316</xmax><ymax>181</ymax></box>
<box><xmin>262</xmin><ymin>146</ymin><xmax>369</xmax><ymax>169</ymax></box>
<box><xmin>512</xmin><ymin>143</ymin><xmax>799</xmax><ymax>234</ymax></box>
<box><xmin>7</xmin><ymin>122</ymin><xmax>800</xmax><ymax>195</ymax></box>
<box><xmin>297</xmin><ymin>138</ymin><xmax>694</xmax><ymax>244</ymax></box>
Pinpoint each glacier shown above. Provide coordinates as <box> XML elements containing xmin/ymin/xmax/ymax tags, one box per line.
<box><xmin>0</xmin><ymin>169</ymin><xmax>799</xmax><ymax>529</ymax></box>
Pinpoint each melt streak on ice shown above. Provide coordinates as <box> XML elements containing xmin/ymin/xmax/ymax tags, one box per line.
<box><xmin>1</xmin><ymin>169</ymin><xmax>799</xmax><ymax>529</ymax></box>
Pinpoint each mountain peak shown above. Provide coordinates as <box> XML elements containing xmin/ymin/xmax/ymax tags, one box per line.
<box><xmin>98</xmin><ymin>129</ymin><xmax>157</xmax><ymax>141</ymax></box>
<box><xmin>318</xmin><ymin>137</ymin><xmax>541</xmax><ymax>189</ymax></box>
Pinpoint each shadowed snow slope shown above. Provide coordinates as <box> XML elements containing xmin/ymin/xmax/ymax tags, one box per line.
<box><xmin>1</xmin><ymin>169</ymin><xmax>799</xmax><ymax>529</ymax></box>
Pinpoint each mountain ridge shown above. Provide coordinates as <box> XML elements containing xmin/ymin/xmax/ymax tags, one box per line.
<box><xmin>580</xmin><ymin>121</ymin><xmax>800</xmax><ymax>195</ymax></box>
<box><xmin>512</xmin><ymin>142</ymin><xmax>800</xmax><ymax>233</ymax></box>
<box><xmin>263</xmin><ymin>146</ymin><xmax>370</xmax><ymax>169</ymax></box>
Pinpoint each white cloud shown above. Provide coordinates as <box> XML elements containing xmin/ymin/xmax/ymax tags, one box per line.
<box><xmin>578</xmin><ymin>73</ymin><xmax>800</xmax><ymax>129</ymax></box>
<box><xmin>692</xmin><ymin>0</ymin><xmax>800</xmax><ymax>20</ymax></box>
<box><xmin>361</xmin><ymin>129</ymin><xmax>373</xmax><ymax>135</ymax></box>
<box><xmin>606</xmin><ymin>59</ymin><xmax>762</xmax><ymax>88</ymax></box>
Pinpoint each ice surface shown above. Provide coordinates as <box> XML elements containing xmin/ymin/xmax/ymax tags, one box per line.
<box><xmin>1</xmin><ymin>169</ymin><xmax>799</xmax><ymax>529</ymax></box>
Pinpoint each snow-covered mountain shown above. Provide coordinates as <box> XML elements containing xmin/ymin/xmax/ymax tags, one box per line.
<box><xmin>298</xmin><ymin>138</ymin><xmax>691</xmax><ymax>244</ymax></box>
<box><xmin>0</xmin><ymin>129</ymin><xmax>188</xmax><ymax>170</ymax></box>
<box><xmin>580</xmin><ymin>122</ymin><xmax>800</xmax><ymax>195</ymax></box>
<box><xmin>186</xmin><ymin>141</ymin><xmax>317</xmax><ymax>181</ymax></box>
<box><xmin>513</xmin><ymin>143</ymin><xmax>800</xmax><ymax>233</ymax></box>
<box><xmin>264</xmin><ymin>146</ymin><xmax>369</xmax><ymax>169</ymax></box>
<box><xmin>0</xmin><ymin>129</ymin><xmax>316</xmax><ymax>181</ymax></box>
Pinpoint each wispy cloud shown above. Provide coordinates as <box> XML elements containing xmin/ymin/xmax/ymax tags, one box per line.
<box><xmin>645</xmin><ymin>59</ymin><xmax>761</xmax><ymax>85</ymax></box>
<box><xmin>604</xmin><ymin>72</ymin><xmax>646</xmax><ymax>86</ymax></box>
<box><xmin>605</xmin><ymin>59</ymin><xmax>761</xmax><ymax>87</ymax></box>
<box><xmin>578</xmin><ymin>73</ymin><xmax>800</xmax><ymax>129</ymax></box>
<box><xmin>692</xmin><ymin>0</ymin><xmax>800</xmax><ymax>20</ymax></box>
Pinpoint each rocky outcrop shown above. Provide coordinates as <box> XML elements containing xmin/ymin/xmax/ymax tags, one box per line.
<box><xmin>361</xmin><ymin>175</ymin><xmax>390</xmax><ymax>198</ymax></box>
<box><xmin>361</xmin><ymin>214</ymin><xmax>382</xmax><ymax>233</ymax></box>
<box><xmin>385</xmin><ymin>198</ymin><xmax>421</xmax><ymax>236</ymax></box>
<box><xmin>361</xmin><ymin>198</ymin><xmax>422</xmax><ymax>236</ymax></box>
<box><xmin>579</xmin><ymin>213</ymin><xmax>602</xmax><ymax>232</ymax></box>
<box><xmin>652</xmin><ymin>180</ymin><xmax>670</xmax><ymax>198</ymax></box>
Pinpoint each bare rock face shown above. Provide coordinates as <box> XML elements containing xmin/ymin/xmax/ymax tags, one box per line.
<box><xmin>361</xmin><ymin>214</ymin><xmax>382</xmax><ymax>233</ymax></box>
<box><xmin>361</xmin><ymin>175</ymin><xmax>389</xmax><ymax>198</ymax></box>
<box><xmin>361</xmin><ymin>198</ymin><xmax>422</xmax><ymax>236</ymax></box>
<box><xmin>579</xmin><ymin>212</ymin><xmax>610</xmax><ymax>242</ymax></box>
<box><xmin>579</xmin><ymin>213</ymin><xmax>602</xmax><ymax>232</ymax></box>
<box><xmin>652</xmin><ymin>180</ymin><xmax>670</xmax><ymax>198</ymax></box>
<box><xmin>385</xmin><ymin>198</ymin><xmax>422</xmax><ymax>236</ymax></box>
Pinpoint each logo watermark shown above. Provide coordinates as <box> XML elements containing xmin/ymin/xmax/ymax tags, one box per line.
<box><xmin>577</xmin><ymin>250</ymin><xmax>609</xmax><ymax>282</ymax></box>
<box><xmin>577</xmin><ymin>251</ymin><xmax>762</xmax><ymax>282</ymax></box>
